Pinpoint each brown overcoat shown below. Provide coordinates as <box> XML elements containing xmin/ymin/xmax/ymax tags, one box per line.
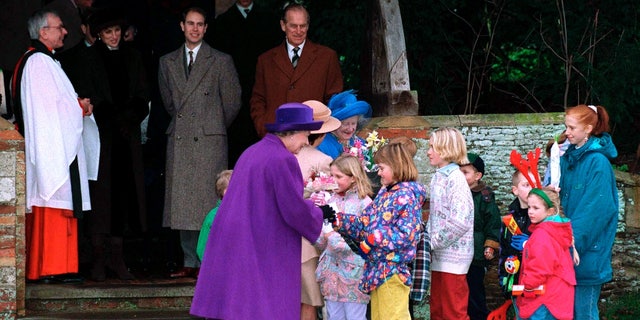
<box><xmin>158</xmin><ymin>42</ymin><xmax>241</xmax><ymax>230</ymax></box>
<box><xmin>250</xmin><ymin>40</ymin><xmax>343</xmax><ymax>137</ymax></box>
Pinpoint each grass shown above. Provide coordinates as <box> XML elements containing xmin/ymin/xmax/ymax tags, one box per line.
<box><xmin>601</xmin><ymin>291</ymin><xmax>640</xmax><ymax>319</ymax></box>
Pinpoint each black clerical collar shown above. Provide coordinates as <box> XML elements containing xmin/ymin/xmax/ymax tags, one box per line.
<box><xmin>30</xmin><ymin>40</ymin><xmax>55</xmax><ymax>58</ymax></box>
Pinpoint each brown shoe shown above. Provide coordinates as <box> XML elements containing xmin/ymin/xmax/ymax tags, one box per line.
<box><xmin>169</xmin><ymin>267</ymin><xmax>195</xmax><ymax>278</ymax></box>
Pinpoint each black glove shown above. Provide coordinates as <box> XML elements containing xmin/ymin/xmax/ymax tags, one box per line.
<box><xmin>341</xmin><ymin>233</ymin><xmax>368</xmax><ymax>259</ymax></box>
<box><xmin>319</xmin><ymin>205</ymin><xmax>336</xmax><ymax>223</ymax></box>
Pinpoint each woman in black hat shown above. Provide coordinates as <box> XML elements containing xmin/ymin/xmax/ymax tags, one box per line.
<box><xmin>74</xmin><ymin>7</ymin><xmax>149</xmax><ymax>281</ymax></box>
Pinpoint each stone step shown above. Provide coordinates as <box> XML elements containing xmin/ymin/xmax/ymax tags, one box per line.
<box><xmin>23</xmin><ymin>277</ymin><xmax>197</xmax><ymax>319</ymax></box>
<box><xmin>21</xmin><ymin>310</ymin><xmax>197</xmax><ymax>319</ymax></box>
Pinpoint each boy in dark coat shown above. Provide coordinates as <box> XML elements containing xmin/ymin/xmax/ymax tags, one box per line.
<box><xmin>498</xmin><ymin>170</ymin><xmax>533</xmax><ymax>309</ymax></box>
<box><xmin>459</xmin><ymin>153</ymin><xmax>501</xmax><ymax>320</ymax></box>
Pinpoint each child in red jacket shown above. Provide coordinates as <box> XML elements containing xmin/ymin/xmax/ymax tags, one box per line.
<box><xmin>514</xmin><ymin>187</ymin><xmax>576</xmax><ymax>320</ymax></box>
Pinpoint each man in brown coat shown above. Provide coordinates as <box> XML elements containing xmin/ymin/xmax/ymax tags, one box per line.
<box><xmin>158</xmin><ymin>6</ymin><xmax>241</xmax><ymax>278</ymax></box>
<box><xmin>250</xmin><ymin>3</ymin><xmax>343</xmax><ymax>138</ymax></box>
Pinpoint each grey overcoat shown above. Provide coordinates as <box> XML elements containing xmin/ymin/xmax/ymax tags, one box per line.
<box><xmin>158</xmin><ymin>42</ymin><xmax>241</xmax><ymax>230</ymax></box>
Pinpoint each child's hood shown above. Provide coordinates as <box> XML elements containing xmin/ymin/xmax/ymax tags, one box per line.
<box><xmin>530</xmin><ymin>219</ymin><xmax>573</xmax><ymax>247</ymax></box>
<box><xmin>396</xmin><ymin>181</ymin><xmax>428</xmax><ymax>206</ymax></box>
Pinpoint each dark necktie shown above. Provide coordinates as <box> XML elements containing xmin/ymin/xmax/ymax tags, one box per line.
<box><xmin>292</xmin><ymin>47</ymin><xmax>300</xmax><ymax>68</ymax></box>
<box><xmin>188</xmin><ymin>50</ymin><xmax>194</xmax><ymax>75</ymax></box>
<box><xmin>244</xmin><ymin>8</ymin><xmax>250</xmax><ymax>17</ymax></box>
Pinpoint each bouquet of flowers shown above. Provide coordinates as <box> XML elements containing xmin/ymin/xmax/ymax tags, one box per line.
<box><xmin>343</xmin><ymin>130</ymin><xmax>387</xmax><ymax>172</ymax></box>
<box><xmin>304</xmin><ymin>168</ymin><xmax>338</xmax><ymax>200</ymax></box>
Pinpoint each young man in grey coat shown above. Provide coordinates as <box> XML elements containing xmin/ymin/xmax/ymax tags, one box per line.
<box><xmin>158</xmin><ymin>6</ymin><xmax>241</xmax><ymax>278</ymax></box>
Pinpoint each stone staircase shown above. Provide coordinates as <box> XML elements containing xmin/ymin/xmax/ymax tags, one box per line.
<box><xmin>22</xmin><ymin>278</ymin><xmax>197</xmax><ymax>319</ymax></box>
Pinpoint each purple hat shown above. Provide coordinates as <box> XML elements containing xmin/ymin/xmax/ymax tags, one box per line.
<box><xmin>265</xmin><ymin>103</ymin><xmax>324</xmax><ymax>133</ymax></box>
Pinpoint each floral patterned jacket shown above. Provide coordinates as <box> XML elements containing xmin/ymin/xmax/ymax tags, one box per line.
<box><xmin>337</xmin><ymin>181</ymin><xmax>427</xmax><ymax>293</ymax></box>
<box><xmin>315</xmin><ymin>190</ymin><xmax>372</xmax><ymax>303</ymax></box>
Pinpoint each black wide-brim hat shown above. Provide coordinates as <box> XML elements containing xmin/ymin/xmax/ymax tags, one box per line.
<box><xmin>90</xmin><ymin>7</ymin><xmax>127</xmax><ymax>38</ymax></box>
<box><xmin>265</xmin><ymin>103</ymin><xmax>323</xmax><ymax>133</ymax></box>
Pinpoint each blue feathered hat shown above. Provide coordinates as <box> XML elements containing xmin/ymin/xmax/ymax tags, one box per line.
<box><xmin>328</xmin><ymin>90</ymin><xmax>372</xmax><ymax>121</ymax></box>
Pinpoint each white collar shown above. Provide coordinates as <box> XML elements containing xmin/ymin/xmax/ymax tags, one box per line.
<box><xmin>236</xmin><ymin>2</ymin><xmax>254</xmax><ymax>18</ymax></box>
<box><xmin>185</xmin><ymin>43</ymin><xmax>203</xmax><ymax>60</ymax></box>
<box><xmin>286</xmin><ymin>40</ymin><xmax>305</xmax><ymax>59</ymax></box>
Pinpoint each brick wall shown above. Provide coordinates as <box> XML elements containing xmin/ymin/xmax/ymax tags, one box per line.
<box><xmin>0</xmin><ymin>118</ymin><xmax>25</xmax><ymax>319</ymax></box>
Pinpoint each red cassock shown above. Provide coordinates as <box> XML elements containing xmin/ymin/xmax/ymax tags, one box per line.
<box><xmin>26</xmin><ymin>207</ymin><xmax>78</xmax><ymax>280</ymax></box>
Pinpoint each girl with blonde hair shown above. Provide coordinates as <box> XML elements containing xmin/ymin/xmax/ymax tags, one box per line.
<box><xmin>315</xmin><ymin>154</ymin><xmax>373</xmax><ymax>319</ymax></box>
<box><xmin>427</xmin><ymin>127</ymin><xmax>474</xmax><ymax>320</ymax></box>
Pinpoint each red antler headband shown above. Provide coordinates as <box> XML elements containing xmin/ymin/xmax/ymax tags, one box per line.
<box><xmin>509</xmin><ymin>148</ymin><xmax>542</xmax><ymax>189</ymax></box>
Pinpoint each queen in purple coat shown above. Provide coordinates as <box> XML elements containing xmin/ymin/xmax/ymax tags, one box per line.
<box><xmin>191</xmin><ymin>103</ymin><xmax>334</xmax><ymax>319</ymax></box>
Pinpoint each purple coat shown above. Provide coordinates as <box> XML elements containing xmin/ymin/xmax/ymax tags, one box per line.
<box><xmin>190</xmin><ymin>134</ymin><xmax>324</xmax><ymax>319</ymax></box>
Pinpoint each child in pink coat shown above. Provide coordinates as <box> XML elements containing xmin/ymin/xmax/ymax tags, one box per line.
<box><xmin>515</xmin><ymin>187</ymin><xmax>576</xmax><ymax>320</ymax></box>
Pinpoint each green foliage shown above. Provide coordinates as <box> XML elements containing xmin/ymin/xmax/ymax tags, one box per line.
<box><xmin>305</xmin><ymin>0</ymin><xmax>368</xmax><ymax>90</ymax></box>
<box><xmin>491</xmin><ymin>44</ymin><xmax>550</xmax><ymax>83</ymax></box>
<box><xmin>259</xmin><ymin>0</ymin><xmax>640</xmax><ymax>154</ymax></box>
<box><xmin>612</xmin><ymin>164</ymin><xmax>629</xmax><ymax>172</ymax></box>
<box><xmin>397</xmin><ymin>0</ymin><xmax>640</xmax><ymax>153</ymax></box>
<box><xmin>601</xmin><ymin>291</ymin><xmax>640</xmax><ymax>319</ymax></box>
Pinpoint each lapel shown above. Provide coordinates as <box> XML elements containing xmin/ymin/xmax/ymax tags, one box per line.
<box><xmin>171</xmin><ymin>43</ymin><xmax>216</xmax><ymax>109</ymax></box>
<box><xmin>272</xmin><ymin>41</ymin><xmax>319</xmax><ymax>83</ymax></box>
<box><xmin>90</xmin><ymin>44</ymin><xmax>115</xmax><ymax>104</ymax></box>
<box><xmin>291</xmin><ymin>41</ymin><xmax>318</xmax><ymax>83</ymax></box>
<box><xmin>230</xmin><ymin>6</ymin><xmax>245</xmax><ymax>21</ymax></box>
<box><xmin>272</xmin><ymin>42</ymin><xmax>295</xmax><ymax>80</ymax></box>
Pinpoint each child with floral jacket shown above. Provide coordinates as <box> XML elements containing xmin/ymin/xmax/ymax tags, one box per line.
<box><xmin>336</xmin><ymin>143</ymin><xmax>426</xmax><ymax>320</ymax></box>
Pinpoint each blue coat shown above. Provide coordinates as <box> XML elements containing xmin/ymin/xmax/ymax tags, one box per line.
<box><xmin>559</xmin><ymin>133</ymin><xmax>618</xmax><ymax>285</ymax></box>
<box><xmin>190</xmin><ymin>134</ymin><xmax>323</xmax><ymax>319</ymax></box>
<box><xmin>317</xmin><ymin>133</ymin><xmax>366</xmax><ymax>159</ymax></box>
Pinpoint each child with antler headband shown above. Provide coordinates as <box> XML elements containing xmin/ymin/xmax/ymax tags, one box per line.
<box><xmin>498</xmin><ymin>151</ymin><xmax>536</xmax><ymax>314</ymax></box>
<box><xmin>505</xmin><ymin>149</ymin><xmax>579</xmax><ymax>320</ymax></box>
<box><xmin>498</xmin><ymin>169</ymin><xmax>533</xmax><ymax>304</ymax></box>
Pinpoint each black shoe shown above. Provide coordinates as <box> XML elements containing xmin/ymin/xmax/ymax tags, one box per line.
<box><xmin>28</xmin><ymin>274</ymin><xmax>83</xmax><ymax>284</ymax></box>
<box><xmin>26</xmin><ymin>276</ymin><xmax>57</xmax><ymax>284</ymax></box>
<box><xmin>55</xmin><ymin>273</ymin><xmax>85</xmax><ymax>284</ymax></box>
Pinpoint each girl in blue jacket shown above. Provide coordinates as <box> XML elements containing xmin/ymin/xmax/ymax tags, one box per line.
<box><xmin>560</xmin><ymin>104</ymin><xmax>619</xmax><ymax>320</ymax></box>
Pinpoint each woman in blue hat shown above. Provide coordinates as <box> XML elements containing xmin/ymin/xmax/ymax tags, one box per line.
<box><xmin>317</xmin><ymin>90</ymin><xmax>373</xmax><ymax>159</ymax></box>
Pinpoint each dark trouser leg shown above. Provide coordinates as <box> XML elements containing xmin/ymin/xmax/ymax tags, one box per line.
<box><xmin>466</xmin><ymin>264</ymin><xmax>489</xmax><ymax>320</ymax></box>
<box><xmin>90</xmin><ymin>233</ymin><xmax>106</xmax><ymax>281</ymax></box>
<box><xmin>107</xmin><ymin>236</ymin><xmax>134</xmax><ymax>280</ymax></box>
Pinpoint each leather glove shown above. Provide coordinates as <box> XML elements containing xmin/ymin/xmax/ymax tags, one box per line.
<box><xmin>341</xmin><ymin>234</ymin><xmax>368</xmax><ymax>259</ymax></box>
<box><xmin>319</xmin><ymin>205</ymin><xmax>336</xmax><ymax>223</ymax></box>
<box><xmin>511</xmin><ymin>234</ymin><xmax>530</xmax><ymax>251</ymax></box>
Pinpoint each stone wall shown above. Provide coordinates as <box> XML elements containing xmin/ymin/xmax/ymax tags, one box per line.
<box><xmin>361</xmin><ymin>113</ymin><xmax>640</xmax><ymax>317</ymax></box>
<box><xmin>0</xmin><ymin>118</ymin><xmax>25</xmax><ymax>319</ymax></box>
